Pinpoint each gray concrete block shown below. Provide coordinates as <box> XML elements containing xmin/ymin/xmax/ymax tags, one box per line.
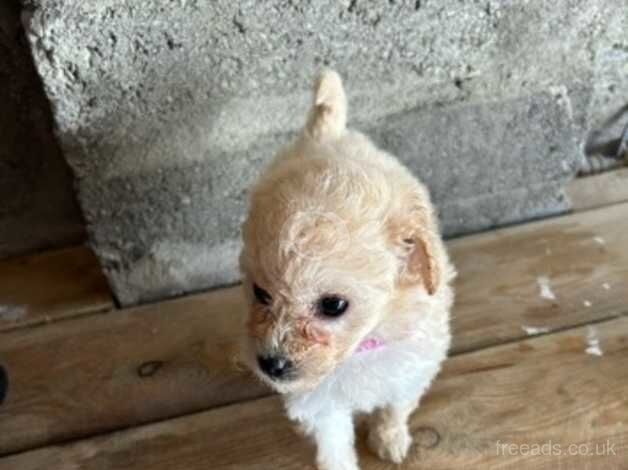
<box><xmin>368</xmin><ymin>92</ymin><xmax>579</xmax><ymax>236</ymax></box>
<box><xmin>80</xmin><ymin>92</ymin><xmax>578</xmax><ymax>306</ymax></box>
<box><xmin>81</xmin><ymin>134</ymin><xmax>284</xmax><ymax>305</ymax></box>
<box><xmin>22</xmin><ymin>0</ymin><xmax>611</xmax><ymax>179</ymax></box>
<box><xmin>0</xmin><ymin>0</ymin><xmax>83</xmax><ymax>258</ymax></box>
<box><xmin>585</xmin><ymin>6</ymin><xmax>628</xmax><ymax>162</ymax></box>
<box><xmin>20</xmin><ymin>0</ymin><xmax>621</xmax><ymax>304</ymax></box>
<box><xmin>440</xmin><ymin>182</ymin><xmax>570</xmax><ymax>237</ymax></box>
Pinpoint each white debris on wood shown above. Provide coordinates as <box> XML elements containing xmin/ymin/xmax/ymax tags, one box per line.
<box><xmin>585</xmin><ymin>326</ymin><xmax>603</xmax><ymax>356</ymax></box>
<box><xmin>0</xmin><ymin>305</ymin><xmax>27</xmax><ymax>321</ymax></box>
<box><xmin>521</xmin><ymin>325</ymin><xmax>550</xmax><ymax>336</ymax></box>
<box><xmin>583</xmin><ymin>300</ymin><xmax>592</xmax><ymax>307</ymax></box>
<box><xmin>537</xmin><ymin>276</ymin><xmax>557</xmax><ymax>300</ymax></box>
<box><xmin>593</xmin><ymin>236</ymin><xmax>606</xmax><ymax>245</ymax></box>
<box><xmin>602</xmin><ymin>283</ymin><xmax>611</xmax><ymax>290</ymax></box>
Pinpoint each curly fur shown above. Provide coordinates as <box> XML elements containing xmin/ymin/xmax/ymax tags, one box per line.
<box><xmin>240</xmin><ymin>70</ymin><xmax>455</xmax><ymax>470</ymax></box>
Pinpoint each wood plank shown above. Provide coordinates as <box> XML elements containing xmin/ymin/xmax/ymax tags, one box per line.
<box><xmin>447</xmin><ymin>200</ymin><xmax>628</xmax><ymax>353</ymax></box>
<box><xmin>2</xmin><ymin>316</ymin><xmax>626</xmax><ymax>469</ymax></box>
<box><xmin>0</xmin><ymin>246</ymin><xmax>113</xmax><ymax>332</ymax></box>
<box><xmin>567</xmin><ymin>167</ymin><xmax>628</xmax><ymax>212</ymax></box>
<box><xmin>0</xmin><ymin>288</ymin><xmax>267</xmax><ymax>456</ymax></box>
<box><xmin>1</xmin><ymin>203</ymin><xmax>627</xmax><ymax>455</ymax></box>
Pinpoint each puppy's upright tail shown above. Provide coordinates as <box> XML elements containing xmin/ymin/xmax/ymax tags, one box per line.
<box><xmin>305</xmin><ymin>69</ymin><xmax>347</xmax><ymax>142</ymax></box>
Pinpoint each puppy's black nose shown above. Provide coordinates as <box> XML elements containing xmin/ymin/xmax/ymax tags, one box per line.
<box><xmin>257</xmin><ymin>355</ymin><xmax>293</xmax><ymax>380</ymax></box>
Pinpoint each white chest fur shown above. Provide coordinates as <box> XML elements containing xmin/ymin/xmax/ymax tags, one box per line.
<box><xmin>285</xmin><ymin>334</ymin><xmax>448</xmax><ymax>423</ymax></box>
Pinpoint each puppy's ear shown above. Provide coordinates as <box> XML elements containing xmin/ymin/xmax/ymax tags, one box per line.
<box><xmin>304</xmin><ymin>69</ymin><xmax>347</xmax><ymax>141</ymax></box>
<box><xmin>389</xmin><ymin>200</ymin><xmax>441</xmax><ymax>295</ymax></box>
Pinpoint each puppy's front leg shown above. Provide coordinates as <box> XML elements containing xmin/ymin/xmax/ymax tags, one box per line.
<box><xmin>367</xmin><ymin>399</ymin><xmax>418</xmax><ymax>464</ymax></box>
<box><xmin>308</xmin><ymin>411</ymin><xmax>359</xmax><ymax>470</ymax></box>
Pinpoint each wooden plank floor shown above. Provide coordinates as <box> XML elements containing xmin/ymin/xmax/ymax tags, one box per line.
<box><xmin>1</xmin><ymin>203</ymin><xmax>627</xmax><ymax>456</ymax></box>
<box><xmin>0</xmin><ymin>246</ymin><xmax>113</xmax><ymax>332</ymax></box>
<box><xmin>2</xmin><ymin>317</ymin><xmax>626</xmax><ymax>470</ymax></box>
<box><xmin>0</xmin><ymin>202</ymin><xmax>627</xmax><ymax>468</ymax></box>
<box><xmin>567</xmin><ymin>167</ymin><xmax>628</xmax><ymax>212</ymax></box>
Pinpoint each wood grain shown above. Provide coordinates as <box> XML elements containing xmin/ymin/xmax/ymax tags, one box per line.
<box><xmin>447</xmin><ymin>200</ymin><xmax>628</xmax><ymax>353</ymax></box>
<box><xmin>0</xmin><ymin>246</ymin><xmax>113</xmax><ymax>332</ymax></box>
<box><xmin>567</xmin><ymin>167</ymin><xmax>628</xmax><ymax>212</ymax></box>
<box><xmin>0</xmin><ymin>289</ymin><xmax>267</xmax><ymax>455</ymax></box>
<box><xmin>0</xmin><ymin>203</ymin><xmax>627</xmax><ymax>455</ymax></box>
<box><xmin>2</xmin><ymin>317</ymin><xmax>626</xmax><ymax>469</ymax></box>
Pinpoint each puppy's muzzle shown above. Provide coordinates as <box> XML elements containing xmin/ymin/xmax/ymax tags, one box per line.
<box><xmin>257</xmin><ymin>354</ymin><xmax>294</xmax><ymax>380</ymax></box>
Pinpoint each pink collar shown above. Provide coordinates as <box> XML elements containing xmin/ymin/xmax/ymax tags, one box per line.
<box><xmin>356</xmin><ymin>337</ymin><xmax>385</xmax><ymax>353</ymax></box>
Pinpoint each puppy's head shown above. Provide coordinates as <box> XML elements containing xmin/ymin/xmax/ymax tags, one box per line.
<box><xmin>240</xmin><ymin>71</ymin><xmax>441</xmax><ymax>393</ymax></box>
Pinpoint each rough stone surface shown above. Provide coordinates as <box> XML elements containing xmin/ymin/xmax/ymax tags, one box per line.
<box><xmin>0</xmin><ymin>0</ymin><xmax>83</xmax><ymax>259</ymax></box>
<box><xmin>20</xmin><ymin>0</ymin><xmax>627</xmax><ymax>305</ymax></box>
<box><xmin>585</xmin><ymin>7</ymin><xmax>628</xmax><ymax>161</ymax></box>
<box><xmin>368</xmin><ymin>92</ymin><xmax>578</xmax><ymax>235</ymax></box>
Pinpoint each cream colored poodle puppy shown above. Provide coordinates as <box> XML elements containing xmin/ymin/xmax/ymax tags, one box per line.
<box><xmin>240</xmin><ymin>70</ymin><xmax>455</xmax><ymax>470</ymax></box>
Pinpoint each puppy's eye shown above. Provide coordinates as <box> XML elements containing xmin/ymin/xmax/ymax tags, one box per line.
<box><xmin>253</xmin><ymin>284</ymin><xmax>272</xmax><ymax>305</ymax></box>
<box><xmin>318</xmin><ymin>295</ymin><xmax>349</xmax><ymax>318</ymax></box>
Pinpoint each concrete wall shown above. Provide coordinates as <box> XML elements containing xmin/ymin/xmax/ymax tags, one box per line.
<box><xmin>21</xmin><ymin>0</ymin><xmax>627</xmax><ymax>305</ymax></box>
<box><xmin>0</xmin><ymin>0</ymin><xmax>83</xmax><ymax>259</ymax></box>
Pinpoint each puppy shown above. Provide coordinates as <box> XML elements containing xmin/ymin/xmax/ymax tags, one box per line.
<box><xmin>240</xmin><ymin>70</ymin><xmax>455</xmax><ymax>470</ymax></box>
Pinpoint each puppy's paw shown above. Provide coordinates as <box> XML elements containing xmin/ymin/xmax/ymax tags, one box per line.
<box><xmin>316</xmin><ymin>457</ymin><xmax>360</xmax><ymax>470</ymax></box>
<box><xmin>316</xmin><ymin>449</ymin><xmax>359</xmax><ymax>470</ymax></box>
<box><xmin>368</xmin><ymin>424</ymin><xmax>412</xmax><ymax>464</ymax></box>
